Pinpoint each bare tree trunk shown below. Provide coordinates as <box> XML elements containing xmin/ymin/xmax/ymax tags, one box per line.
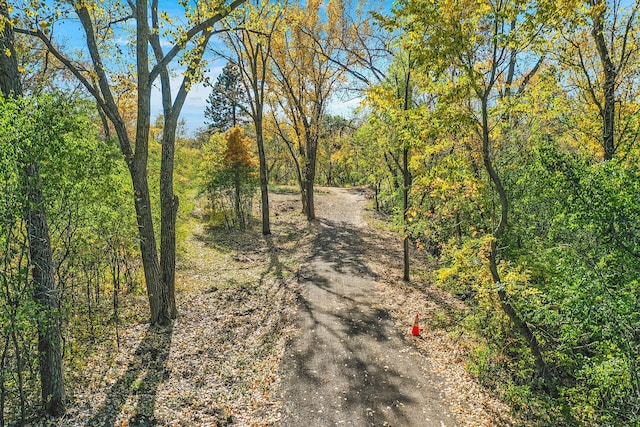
<box><xmin>132</xmin><ymin>167</ymin><xmax>168</xmax><ymax>325</ymax></box>
<box><xmin>591</xmin><ymin>0</ymin><xmax>617</xmax><ymax>161</ymax></box>
<box><xmin>402</xmin><ymin>146</ymin><xmax>410</xmax><ymax>282</ymax></box>
<box><xmin>255</xmin><ymin>115</ymin><xmax>271</xmax><ymax>235</ymax></box>
<box><xmin>303</xmin><ymin>176</ymin><xmax>315</xmax><ymax>220</ymax></box>
<box><xmin>159</xmin><ymin>115</ymin><xmax>179</xmax><ymax>320</ymax></box>
<box><xmin>302</xmin><ymin>148</ymin><xmax>317</xmax><ymax>220</ymax></box>
<box><xmin>300</xmin><ymin>181</ymin><xmax>309</xmax><ymax>218</ymax></box>
<box><xmin>0</xmin><ymin>4</ymin><xmax>20</xmax><ymax>97</ymax></box>
<box><xmin>26</xmin><ymin>167</ymin><xmax>66</xmax><ymax>415</ymax></box>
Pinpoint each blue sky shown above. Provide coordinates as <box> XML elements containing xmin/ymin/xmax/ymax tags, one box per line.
<box><xmin>44</xmin><ymin>3</ymin><xmax>228</xmax><ymax>135</ymax></box>
<box><xmin>41</xmin><ymin>0</ymin><xmax>382</xmax><ymax>135</ymax></box>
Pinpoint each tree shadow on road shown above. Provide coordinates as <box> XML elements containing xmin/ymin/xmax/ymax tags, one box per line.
<box><xmin>283</xmin><ymin>215</ymin><xmax>434</xmax><ymax>425</ymax></box>
<box><xmin>309</xmin><ymin>218</ymin><xmax>381</xmax><ymax>278</ymax></box>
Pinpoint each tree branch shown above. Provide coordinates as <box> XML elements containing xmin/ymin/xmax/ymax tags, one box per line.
<box><xmin>149</xmin><ymin>0</ymin><xmax>246</xmax><ymax>82</ymax></box>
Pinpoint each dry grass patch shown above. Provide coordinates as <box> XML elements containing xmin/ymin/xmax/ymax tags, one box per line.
<box><xmin>50</xmin><ymin>193</ymin><xmax>309</xmax><ymax>427</ymax></box>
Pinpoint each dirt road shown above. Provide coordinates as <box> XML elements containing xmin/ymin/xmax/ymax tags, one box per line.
<box><xmin>280</xmin><ymin>188</ymin><xmax>455</xmax><ymax>426</ymax></box>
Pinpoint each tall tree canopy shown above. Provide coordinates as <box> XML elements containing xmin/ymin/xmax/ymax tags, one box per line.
<box><xmin>269</xmin><ymin>0</ymin><xmax>351</xmax><ymax>219</ymax></box>
<box><xmin>15</xmin><ymin>0</ymin><xmax>245</xmax><ymax>325</ymax></box>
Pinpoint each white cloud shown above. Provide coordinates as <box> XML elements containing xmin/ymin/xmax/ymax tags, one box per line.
<box><xmin>326</xmin><ymin>96</ymin><xmax>363</xmax><ymax>117</ymax></box>
<box><xmin>150</xmin><ymin>62</ymin><xmax>226</xmax><ymax>133</ymax></box>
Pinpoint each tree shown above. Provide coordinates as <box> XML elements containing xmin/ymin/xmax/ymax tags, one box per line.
<box><xmin>205</xmin><ymin>61</ymin><xmax>249</xmax><ymax>133</ymax></box>
<box><xmin>269</xmin><ymin>0</ymin><xmax>348</xmax><ymax>220</ymax></box>
<box><xmin>367</xmin><ymin>53</ymin><xmax>417</xmax><ymax>281</ymax></box>
<box><xmin>557</xmin><ymin>0</ymin><xmax>640</xmax><ymax>160</ymax></box>
<box><xmin>221</xmin><ymin>0</ymin><xmax>284</xmax><ymax>235</ymax></box>
<box><xmin>223</xmin><ymin>126</ymin><xmax>258</xmax><ymax>228</ymax></box>
<box><xmin>397</xmin><ymin>57</ymin><xmax>414</xmax><ymax>282</ymax></box>
<box><xmin>391</xmin><ymin>0</ymin><xmax>552</xmax><ymax>385</ymax></box>
<box><xmin>201</xmin><ymin>127</ymin><xmax>258</xmax><ymax>228</ymax></box>
<box><xmin>149</xmin><ymin>0</ymin><xmax>243</xmax><ymax>321</ymax></box>
<box><xmin>0</xmin><ymin>2</ymin><xmax>65</xmax><ymax>416</ymax></box>
<box><xmin>17</xmin><ymin>0</ymin><xmax>245</xmax><ymax>325</ymax></box>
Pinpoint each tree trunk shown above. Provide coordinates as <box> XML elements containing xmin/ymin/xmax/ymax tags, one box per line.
<box><xmin>160</xmin><ymin>115</ymin><xmax>179</xmax><ymax>320</ymax></box>
<box><xmin>160</xmin><ymin>154</ymin><xmax>178</xmax><ymax>320</ymax></box>
<box><xmin>0</xmin><ymin>18</ymin><xmax>21</xmax><ymax>96</ymax></box>
<box><xmin>480</xmin><ymin>95</ymin><xmax>552</xmax><ymax>391</ymax></box>
<box><xmin>601</xmin><ymin>72</ymin><xmax>616</xmax><ymax>160</ymax></box>
<box><xmin>134</xmin><ymin>0</ymin><xmax>172</xmax><ymax>326</ymax></box>
<box><xmin>401</xmin><ymin>67</ymin><xmax>412</xmax><ymax>282</ymax></box>
<box><xmin>591</xmin><ymin>0</ymin><xmax>617</xmax><ymax>161</ymax></box>
<box><xmin>150</xmin><ymin>22</ymin><xmax>216</xmax><ymax>321</ymax></box>
<box><xmin>402</xmin><ymin>147</ymin><xmax>410</xmax><ymax>282</ymax></box>
<box><xmin>303</xmin><ymin>176</ymin><xmax>315</xmax><ymax>220</ymax></box>
<box><xmin>0</xmin><ymin>4</ymin><xmax>66</xmax><ymax>416</ymax></box>
<box><xmin>300</xmin><ymin>180</ymin><xmax>309</xmax><ymax>218</ymax></box>
<box><xmin>304</xmin><ymin>130</ymin><xmax>319</xmax><ymax>220</ymax></box>
<box><xmin>132</xmin><ymin>167</ymin><xmax>169</xmax><ymax>325</ymax></box>
<box><xmin>302</xmin><ymin>156</ymin><xmax>316</xmax><ymax>220</ymax></box>
<box><xmin>27</xmin><ymin>172</ymin><xmax>66</xmax><ymax>415</ymax></box>
<box><xmin>255</xmin><ymin>115</ymin><xmax>271</xmax><ymax>235</ymax></box>
<box><xmin>234</xmin><ymin>170</ymin><xmax>244</xmax><ymax>229</ymax></box>
<box><xmin>154</xmin><ymin>40</ymin><xmax>179</xmax><ymax>323</ymax></box>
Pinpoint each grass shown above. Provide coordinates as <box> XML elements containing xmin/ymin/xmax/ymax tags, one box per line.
<box><xmin>268</xmin><ymin>184</ymin><xmax>300</xmax><ymax>194</ymax></box>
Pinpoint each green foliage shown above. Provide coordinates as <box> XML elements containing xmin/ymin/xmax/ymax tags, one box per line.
<box><xmin>358</xmin><ymin>0</ymin><xmax>640</xmax><ymax>422</ymax></box>
<box><xmin>528</xmin><ymin>155</ymin><xmax>640</xmax><ymax>425</ymax></box>
<box><xmin>429</xmin><ymin>131</ymin><xmax>640</xmax><ymax>424</ymax></box>
<box><xmin>0</xmin><ymin>93</ymin><xmax>140</xmax><ymax>423</ymax></box>
<box><xmin>204</xmin><ymin>62</ymin><xmax>250</xmax><ymax>134</ymax></box>
<box><xmin>174</xmin><ymin>137</ymin><xmax>207</xmax><ymax>255</ymax></box>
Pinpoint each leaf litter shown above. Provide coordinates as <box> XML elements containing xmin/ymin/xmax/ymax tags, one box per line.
<box><xmin>47</xmin><ymin>195</ymin><xmax>309</xmax><ymax>427</ymax></box>
<box><xmin>44</xmin><ymin>190</ymin><xmax>517</xmax><ymax>426</ymax></box>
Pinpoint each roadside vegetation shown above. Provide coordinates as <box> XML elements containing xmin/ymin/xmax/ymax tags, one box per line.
<box><xmin>1</xmin><ymin>0</ymin><xmax>639</xmax><ymax>425</ymax></box>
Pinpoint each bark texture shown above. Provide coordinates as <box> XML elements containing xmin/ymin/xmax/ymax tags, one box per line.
<box><xmin>591</xmin><ymin>0</ymin><xmax>617</xmax><ymax>161</ymax></box>
<box><xmin>1</xmin><ymin>2</ymin><xmax>66</xmax><ymax>415</ymax></box>
<box><xmin>256</xmin><ymin>116</ymin><xmax>272</xmax><ymax>235</ymax></box>
<box><xmin>480</xmin><ymin>95</ymin><xmax>552</xmax><ymax>390</ymax></box>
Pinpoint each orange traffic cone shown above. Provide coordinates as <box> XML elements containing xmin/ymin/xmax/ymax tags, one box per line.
<box><xmin>411</xmin><ymin>314</ymin><xmax>420</xmax><ymax>336</ymax></box>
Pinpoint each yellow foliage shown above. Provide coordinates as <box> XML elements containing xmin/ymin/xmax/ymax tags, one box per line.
<box><xmin>223</xmin><ymin>126</ymin><xmax>258</xmax><ymax>171</ymax></box>
<box><xmin>437</xmin><ymin>236</ymin><xmax>494</xmax><ymax>306</ymax></box>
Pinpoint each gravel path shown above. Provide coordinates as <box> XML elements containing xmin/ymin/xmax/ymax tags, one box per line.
<box><xmin>280</xmin><ymin>188</ymin><xmax>455</xmax><ymax>426</ymax></box>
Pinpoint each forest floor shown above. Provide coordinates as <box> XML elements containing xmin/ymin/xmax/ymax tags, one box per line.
<box><xmin>49</xmin><ymin>187</ymin><xmax>516</xmax><ymax>427</ymax></box>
